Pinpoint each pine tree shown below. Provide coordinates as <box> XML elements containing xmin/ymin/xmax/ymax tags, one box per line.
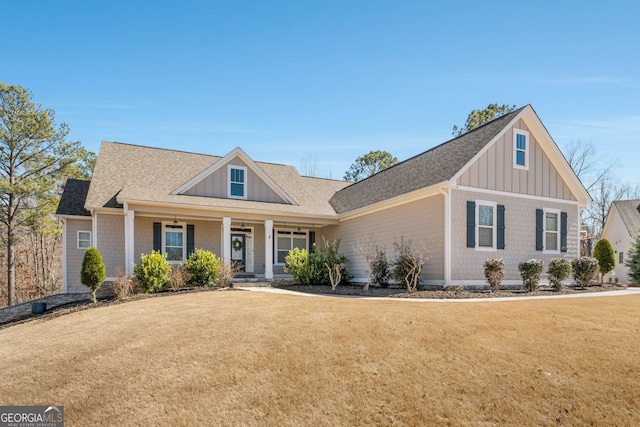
<box><xmin>625</xmin><ymin>231</ymin><xmax>640</xmax><ymax>284</ymax></box>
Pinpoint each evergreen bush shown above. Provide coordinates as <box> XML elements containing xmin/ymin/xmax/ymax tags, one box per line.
<box><xmin>571</xmin><ymin>257</ymin><xmax>599</xmax><ymax>288</ymax></box>
<box><xmin>80</xmin><ymin>247</ymin><xmax>106</xmax><ymax>303</ymax></box>
<box><xmin>518</xmin><ymin>259</ymin><xmax>543</xmax><ymax>292</ymax></box>
<box><xmin>133</xmin><ymin>250</ymin><xmax>172</xmax><ymax>293</ymax></box>
<box><xmin>547</xmin><ymin>258</ymin><xmax>572</xmax><ymax>291</ymax></box>
<box><xmin>593</xmin><ymin>238</ymin><xmax>615</xmax><ymax>281</ymax></box>
<box><xmin>371</xmin><ymin>247</ymin><xmax>391</xmax><ymax>288</ymax></box>
<box><xmin>625</xmin><ymin>230</ymin><xmax>640</xmax><ymax>284</ymax></box>
<box><xmin>184</xmin><ymin>248</ymin><xmax>220</xmax><ymax>286</ymax></box>
<box><xmin>483</xmin><ymin>258</ymin><xmax>505</xmax><ymax>292</ymax></box>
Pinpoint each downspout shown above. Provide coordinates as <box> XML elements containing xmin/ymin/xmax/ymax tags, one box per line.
<box><xmin>439</xmin><ymin>186</ymin><xmax>452</xmax><ymax>287</ymax></box>
<box><xmin>62</xmin><ymin>218</ymin><xmax>67</xmax><ymax>293</ymax></box>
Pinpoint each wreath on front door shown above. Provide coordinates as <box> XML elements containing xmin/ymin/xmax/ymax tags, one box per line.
<box><xmin>232</xmin><ymin>238</ymin><xmax>243</xmax><ymax>252</ymax></box>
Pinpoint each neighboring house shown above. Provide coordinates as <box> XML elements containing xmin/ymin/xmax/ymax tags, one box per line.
<box><xmin>600</xmin><ymin>200</ymin><xmax>640</xmax><ymax>284</ymax></box>
<box><xmin>56</xmin><ymin>104</ymin><xmax>591</xmax><ymax>293</ymax></box>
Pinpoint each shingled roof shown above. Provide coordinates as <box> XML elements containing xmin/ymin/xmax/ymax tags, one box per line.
<box><xmin>612</xmin><ymin>200</ymin><xmax>640</xmax><ymax>236</ymax></box>
<box><xmin>85</xmin><ymin>142</ymin><xmax>349</xmax><ymax>216</ymax></box>
<box><xmin>329</xmin><ymin>106</ymin><xmax>527</xmax><ymax>214</ymax></box>
<box><xmin>56</xmin><ymin>179</ymin><xmax>91</xmax><ymax>216</ymax></box>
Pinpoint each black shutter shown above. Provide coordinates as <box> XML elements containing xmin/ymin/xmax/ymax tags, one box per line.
<box><xmin>153</xmin><ymin>222</ymin><xmax>162</xmax><ymax>252</ymax></box>
<box><xmin>497</xmin><ymin>205</ymin><xmax>505</xmax><ymax>250</ymax></box>
<box><xmin>187</xmin><ymin>224</ymin><xmax>195</xmax><ymax>257</ymax></box>
<box><xmin>466</xmin><ymin>201</ymin><xmax>476</xmax><ymax>248</ymax></box>
<box><xmin>535</xmin><ymin>209</ymin><xmax>544</xmax><ymax>251</ymax></box>
<box><xmin>309</xmin><ymin>231</ymin><xmax>316</xmax><ymax>253</ymax></box>
<box><xmin>560</xmin><ymin>212</ymin><xmax>568</xmax><ymax>253</ymax></box>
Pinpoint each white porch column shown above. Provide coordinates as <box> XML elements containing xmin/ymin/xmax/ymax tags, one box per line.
<box><xmin>443</xmin><ymin>188</ymin><xmax>451</xmax><ymax>286</ymax></box>
<box><xmin>222</xmin><ymin>216</ymin><xmax>231</xmax><ymax>265</ymax></box>
<box><xmin>124</xmin><ymin>207</ymin><xmax>135</xmax><ymax>274</ymax></box>
<box><xmin>264</xmin><ymin>219</ymin><xmax>273</xmax><ymax>280</ymax></box>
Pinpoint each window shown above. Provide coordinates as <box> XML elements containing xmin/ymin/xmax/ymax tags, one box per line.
<box><xmin>228</xmin><ymin>166</ymin><xmax>247</xmax><ymax>199</ymax></box>
<box><xmin>276</xmin><ymin>230</ymin><xmax>308</xmax><ymax>264</ymax></box>
<box><xmin>476</xmin><ymin>202</ymin><xmax>496</xmax><ymax>250</ymax></box>
<box><xmin>163</xmin><ymin>222</ymin><xmax>186</xmax><ymax>262</ymax></box>
<box><xmin>77</xmin><ymin>231</ymin><xmax>91</xmax><ymax>249</ymax></box>
<box><xmin>620</xmin><ymin>251</ymin><xmax>624</xmax><ymax>264</ymax></box>
<box><xmin>513</xmin><ymin>129</ymin><xmax>529</xmax><ymax>170</ymax></box>
<box><xmin>543</xmin><ymin>209</ymin><xmax>560</xmax><ymax>252</ymax></box>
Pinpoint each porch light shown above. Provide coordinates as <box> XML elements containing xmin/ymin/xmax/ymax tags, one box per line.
<box><xmin>173</xmin><ymin>215</ymin><xmax>178</xmax><ymax>225</ymax></box>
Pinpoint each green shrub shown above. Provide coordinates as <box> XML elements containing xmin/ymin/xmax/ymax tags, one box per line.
<box><xmin>319</xmin><ymin>238</ymin><xmax>349</xmax><ymax>289</ymax></box>
<box><xmin>133</xmin><ymin>250</ymin><xmax>172</xmax><ymax>293</ymax></box>
<box><xmin>483</xmin><ymin>258</ymin><xmax>505</xmax><ymax>292</ymax></box>
<box><xmin>392</xmin><ymin>236</ymin><xmax>428</xmax><ymax>293</ymax></box>
<box><xmin>572</xmin><ymin>257</ymin><xmax>599</xmax><ymax>288</ymax></box>
<box><xmin>184</xmin><ymin>248</ymin><xmax>220</xmax><ymax>287</ymax></box>
<box><xmin>81</xmin><ymin>247</ymin><xmax>106</xmax><ymax>303</ymax></box>
<box><xmin>625</xmin><ymin>230</ymin><xmax>640</xmax><ymax>284</ymax></box>
<box><xmin>371</xmin><ymin>247</ymin><xmax>391</xmax><ymax>288</ymax></box>
<box><xmin>593</xmin><ymin>238</ymin><xmax>615</xmax><ymax>281</ymax></box>
<box><xmin>518</xmin><ymin>259</ymin><xmax>543</xmax><ymax>292</ymax></box>
<box><xmin>285</xmin><ymin>241</ymin><xmax>349</xmax><ymax>287</ymax></box>
<box><xmin>547</xmin><ymin>258</ymin><xmax>572</xmax><ymax>291</ymax></box>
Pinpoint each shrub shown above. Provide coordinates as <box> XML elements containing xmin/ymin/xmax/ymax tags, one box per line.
<box><xmin>572</xmin><ymin>257</ymin><xmax>599</xmax><ymax>288</ymax></box>
<box><xmin>220</xmin><ymin>261</ymin><xmax>243</xmax><ymax>288</ymax></box>
<box><xmin>169</xmin><ymin>264</ymin><xmax>190</xmax><ymax>291</ymax></box>
<box><xmin>184</xmin><ymin>249</ymin><xmax>220</xmax><ymax>287</ymax></box>
<box><xmin>392</xmin><ymin>236</ymin><xmax>429</xmax><ymax>293</ymax></box>
<box><xmin>285</xmin><ymin>241</ymin><xmax>349</xmax><ymax>287</ymax></box>
<box><xmin>483</xmin><ymin>258</ymin><xmax>505</xmax><ymax>292</ymax></box>
<box><xmin>133</xmin><ymin>250</ymin><xmax>172</xmax><ymax>293</ymax></box>
<box><xmin>113</xmin><ymin>266</ymin><xmax>133</xmax><ymax>299</ymax></box>
<box><xmin>81</xmin><ymin>247</ymin><xmax>106</xmax><ymax>303</ymax></box>
<box><xmin>625</xmin><ymin>230</ymin><xmax>640</xmax><ymax>284</ymax></box>
<box><xmin>593</xmin><ymin>238</ymin><xmax>615</xmax><ymax>282</ymax></box>
<box><xmin>319</xmin><ymin>238</ymin><xmax>348</xmax><ymax>290</ymax></box>
<box><xmin>547</xmin><ymin>258</ymin><xmax>572</xmax><ymax>291</ymax></box>
<box><xmin>518</xmin><ymin>259</ymin><xmax>543</xmax><ymax>292</ymax></box>
<box><xmin>371</xmin><ymin>247</ymin><xmax>391</xmax><ymax>288</ymax></box>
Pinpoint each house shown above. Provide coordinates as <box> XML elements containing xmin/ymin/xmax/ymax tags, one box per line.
<box><xmin>600</xmin><ymin>200</ymin><xmax>640</xmax><ymax>284</ymax></box>
<box><xmin>55</xmin><ymin>104</ymin><xmax>591</xmax><ymax>293</ymax></box>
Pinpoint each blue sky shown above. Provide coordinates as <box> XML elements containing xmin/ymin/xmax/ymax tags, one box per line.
<box><xmin>2</xmin><ymin>1</ymin><xmax>639</xmax><ymax>183</ymax></box>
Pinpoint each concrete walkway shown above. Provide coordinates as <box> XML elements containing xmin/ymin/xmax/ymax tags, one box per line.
<box><xmin>236</xmin><ymin>286</ymin><xmax>640</xmax><ymax>303</ymax></box>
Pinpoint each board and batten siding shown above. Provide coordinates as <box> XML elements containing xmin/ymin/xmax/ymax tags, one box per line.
<box><xmin>96</xmin><ymin>213</ymin><xmax>125</xmax><ymax>277</ymax></box>
<box><xmin>451</xmin><ymin>188</ymin><xmax>579</xmax><ymax>282</ymax></box>
<box><xmin>183</xmin><ymin>157</ymin><xmax>286</xmax><ymax>204</ymax></box>
<box><xmin>323</xmin><ymin>195</ymin><xmax>445</xmax><ymax>284</ymax></box>
<box><xmin>65</xmin><ymin>218</ymin><xmax>93</xmax><ymax>293</ymax></box>
<box><xmin>457</xmin><ymin>118</ymin><xmax>577</xmax><ymax>201</ymax></box>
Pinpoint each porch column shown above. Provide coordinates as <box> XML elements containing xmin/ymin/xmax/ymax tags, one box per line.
<box><xmin>264</xmin><ymin>219</ymin><xmax>273</xmax><ymax>280</ymax></box>
<box><xmin>222</xmin><ymin>216</ymin><xmax>231</xmax><ymax>265</ymax></box>
<box><xmin>124</xmin><ymin>207</ymin><xmax>135</xmax><ymax>274</ymax></box>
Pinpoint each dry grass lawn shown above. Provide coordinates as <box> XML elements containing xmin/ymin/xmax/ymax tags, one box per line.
<box><xmin>1</xmin><ymin>290</ymin><xmax>639</xmax><ymax>426</ymax></box>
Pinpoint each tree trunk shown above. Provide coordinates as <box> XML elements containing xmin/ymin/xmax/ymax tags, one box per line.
<box><xmin>7</xmin><ymin>219</ymin><xmax>15</xmax><ymax>306</ymax></box>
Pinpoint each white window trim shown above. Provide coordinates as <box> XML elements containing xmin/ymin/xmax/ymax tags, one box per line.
<box><xmin>513</xmin><ymin>128</ymin><xmax>530</xmax><ymax>171</ymax></box>
<box><xmin>161</xmin><ymin>221</ymin><xmax>187</xmax><ymax>263</ymax></box>
<box><xmin>543</xmin><ymin>208</ymin><xmax>561</xmax><ymax>254</ymax></box>
<box><xmin>475</xmin><ymin>200</ymin><xmax>497</xmax><ymax>252</ymax></box>
<box><xmin>228</xmin><ymin>165</ymin><xmax>248</xmax><ymax>200</ymax></box>
<box><xmin>77</xmin><ymin>231</ymin><xmax>91</xmax><ymax>250</ymax></box>
<box><xmin>274</xmin><ymin>228</ymin><xmax>309</xmax><ymax>265</ymax></box>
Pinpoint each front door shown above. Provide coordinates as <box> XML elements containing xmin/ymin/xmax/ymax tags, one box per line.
<box><xmin>231</xmin><ymin>233</ymin><xmax>246</xmax><ymax>272</ymax></box>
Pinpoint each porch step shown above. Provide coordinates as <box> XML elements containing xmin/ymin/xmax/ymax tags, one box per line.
<box><xmin>232</xmin><ymin>279</ymin><xmax>272</xmax><ymax>287</ymax></box>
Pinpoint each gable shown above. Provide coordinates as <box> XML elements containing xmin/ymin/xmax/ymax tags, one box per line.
<box><xmin>456</xmin><ymin>117</ymin><xmax>577</xmax><ymax>201</ymax></box>
<box><xmin>174</xmin><ymin>148</ymin><xmax>295</xmax><ymax>205</ymax></box>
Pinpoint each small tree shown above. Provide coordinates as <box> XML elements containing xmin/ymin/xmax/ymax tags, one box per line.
<box><xmin>392</xmin><ymin>236</ymin><xmax>430</xmax><ymax>293</ymax></box>
<box><xmin>572</xmin><ymin>257</ymin><xmax>599</xmax><ymax>289</ymax></box>
<box><xmin>483</xmin><ymin>258</ymin><xmax>505</xmax><ymax>292</ymax></box>
<box><xmin>320</xmin><ymin>238</ymin><xmax>348</xmax><ymax>291</ymax></box>
<box><xmin>133</xmin><ymin>251</ymin><xmax>172</xmax><ymax>293</ymax></box>
<box><xmin>353</xmin><ymin>232</ymin><xmax>376</xmax><ymax>291</ymax></box>
<box><xmin>80</xmin><ymin>247</ymin><xmax>106</xmax><ymax>303</ymax></box>
<box><xmin>184</xmin><ymin>248</ymin><xmax>220</xmax><ymax>287</ymax></box>
<box><xmin>625</xmin><ymin>230</ymin><xmax>640</xmax><ymax>284</ymax></box>
<box><xmin>371</xmin><ymin>247</ymin><xmax>391</xmax><ymax>288</ymax></box>
<box><xmin>547</xmin><ymin>258</ymin><xmax>572</xmax><ymax>291</ymax></box>
<box><xmin>518</xmin><ymin>259</ymin><xmax>543</xmax><ymax>292</ymax></box>
<box><xmin>593</xmin><ymin>238</ymin><xmax>615</xmax><ymax>283</ymax></box>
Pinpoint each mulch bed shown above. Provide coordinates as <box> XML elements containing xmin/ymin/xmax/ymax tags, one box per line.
<box><xmin>272</xmin><ymin>281</ymin><xmax>629</xmax><ymax>299</ymax></box>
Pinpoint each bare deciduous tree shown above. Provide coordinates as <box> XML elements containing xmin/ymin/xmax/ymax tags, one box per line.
<box><xmin>352</xmin><ymin>231</ymin><xmax>377</xmax><ymax>291</ymax></box>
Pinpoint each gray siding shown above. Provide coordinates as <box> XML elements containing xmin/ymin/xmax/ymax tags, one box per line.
<box><xmin>65</xmin><ymin>218</ymin><xmax>93</xmax><ymax>293</ymax></box>
<box><xmin>183</xmin><ymin>157</ymin><xmax>287</xmax><ymax>204</ymax></box>
<box><xmin>601</xmin><ymin>206</ymin><xmax>633</xmax><ymax>284</ymax></box>
<box><xmin>96</xmin><ymin>213</ymin><xmax>125</xmax><ymax>277</ymax></box>
<box><xmin>457</xmin><ymin>118</ymin><xmax>577</xmax><ymax>201</ymax></box>
<box><xmin>451</xmin><ymin>188</ymin><xmax>580</xmax><ymax>282</ymax></box>
<box><xmin>322</xmin><ymin>195</ymin><xmax>445</xmax><ymax>283</ymax></box>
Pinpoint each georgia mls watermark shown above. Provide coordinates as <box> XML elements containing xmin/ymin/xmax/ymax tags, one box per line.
<box><xmin>0</xmin><ymin>406</ymin><xmax>64</xmax><ymax>427</ymax></box>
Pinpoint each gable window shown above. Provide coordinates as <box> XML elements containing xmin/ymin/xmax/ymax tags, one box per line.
<box><xmin>162</xmin><ymin>222</ymin><xmax>186</xmax><ymax>262</ymax></box>
<box><xmin>77</xmin><ymin>231</ymin><xmax>91</xmax><ymax>249</ymax></box>
<box><xmin>543</xmin><ymin>209</ymin><xmax>560</xmax><ymax>252</ymax></box>
<box><xmin>476</xmin><ymin>202</ymin><xmax>497</xmax><ymax>250</ymax></box>
<box><xmin>228</xmin><ymin>166</ymin><xmax>247</xmax><ymax>199</ymax></box>
<box><xmin>513</xmin><ymin>129</ymin><xmax>529</xmax><ymax>170</ymax></box>
<box><xmin>275</xmin><ymin>230</ymin><xmax>308</xmax><ymax>264</ymax></box>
